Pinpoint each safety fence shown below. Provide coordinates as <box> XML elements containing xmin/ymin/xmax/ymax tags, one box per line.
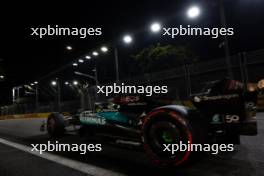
<box><xmin>1</xmin><ymin>49</ymin><xmax>264</xmax><ymax>115</ymax></box>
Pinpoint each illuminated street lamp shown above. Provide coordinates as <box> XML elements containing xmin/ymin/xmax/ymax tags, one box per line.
<box><xmin>101</xmin><ymin>46</ymin><xmax>108</xmax><ymax>53</ymax></box>
<box><xmin>64</xmin><ymin>81</ymin><xmax>69</xmax><ymax>85</ymax></box>
<box><xmin>187</xmin><ymin>6</ymin><xmax>201</xmax><ymax>19</ymax></box>
<box><xmin>92</xmin><ymin>51</ymin><xmax>99</xmax><ymax>56</ymax></box>
<box><xmin>73</xmin><ymin>80</ymin><xmax>79</xmax><ymax>86</ymax></box>
<box><xmin>66</xmin><ymin>45</ymin><xmax>73</xmax><ymax>50</ymax></box>
<box><xmin>150</xmin><ymin>22</ymin><xmax>162</xmax><ymax>33</ymax></box>
<box><xmin>72</xmin><ymin>63</ymin><xmax>78</xmax><ymax>66</ymax></box>
<box><xmin>123</xmin><ymin>35</ymin><xmax>133</xmax><ymax>44</ymax></box>
<box><xmin>0</xmin><ymin>75</ymin><xmax>4</xmax><ymax>79</ymax></box>
<box><xmin>78</xmin><ymin>59</ymin><xmax>84</xmax><ymax>63</ymax></box>
<box><xmin>51</xmin><ymin>80</ymin><xmax>57</xmax><ymax>86</ymax></box>
<box><xmin>85</xmin><ymin>55</ymin><xmax>91</xmax><ymax>60</ymax></box>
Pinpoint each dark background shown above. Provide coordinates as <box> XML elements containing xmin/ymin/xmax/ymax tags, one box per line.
<box><xmin>0</xmin><ymin>0</ymin><xmax>264</xmax><ymax>105</ymax></box>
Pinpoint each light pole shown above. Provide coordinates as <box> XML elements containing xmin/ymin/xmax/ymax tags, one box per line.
<box><xmin>219</xmin><ymin>0</ymin><xmax>233</xmax><ymax>79</ymax></box>
<box><xmin>114</xmin><ymin>47</ymin><xmax>120</xmax><ymax>83</ymax></box>
<box><xmin>51</xmin><ymin>79</ymin><xmax>61</xmax><ymax>112</ymax></box>
<box><xmin>74</xmin><ymin>71</ymin><xmax>98</xmax><ymax>86</ymax></box>
<box><xmin>34</xmin><ymin>82</ymin><xmax>39</xmax><ymax>111</ymax></box>
<box><xmin>93</xmin><ymin>68</ymin><xmax>99</xmax><ymax>87</ymax></box>
<box><xmin>186</xmin><ymin>3</ymin><xmax>233</xmax><ymax>78</ymax></box>
<box><xmin>12</xmin><ymin>86</ymin><xmax>23</xmax><ymax>104</ymax></box>
<box><xmin>0</xmin><ymin>59</ymin><xmax>4</xmax><ymax>82</ymax></box>
<box><xmin>184</xmin><ymin>63</ymin><xmax>192</xmax><ymax>96</ymax></box>
<box><xmin>57</xmin><ymin>79</ymin><xmax>61</xmax><ymax>112</ymax></box>
<box><xmin>74</xmin><ymin>70</ymin><xmax>98</xmax><ymax>108</ymax></box>
<box><xmin>114</xmin><ymin>34</ymin><xmax>133</xmax><ymax>83</ymax></box>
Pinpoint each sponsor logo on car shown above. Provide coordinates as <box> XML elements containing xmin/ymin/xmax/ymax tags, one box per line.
<box><xmin>80</xmin><ymin>112</ymin><xmax>106</xmax><ymax>125</ymax></box>
<box><xmin>194</xmin><ymin>94</ymin><xmax>239</xmax><ymax>102</ymax></box>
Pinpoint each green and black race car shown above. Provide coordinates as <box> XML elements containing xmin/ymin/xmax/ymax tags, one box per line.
<box><xmin>46</xmin><ymin>78</ymin><xmax>257</xmax><ymax>166</ymax></box>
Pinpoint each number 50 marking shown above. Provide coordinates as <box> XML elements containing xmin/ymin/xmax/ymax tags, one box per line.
<box><xmin>225</xmin><ymin>115</ymin><xmax>240</xmax><ymax>123</ymax></box>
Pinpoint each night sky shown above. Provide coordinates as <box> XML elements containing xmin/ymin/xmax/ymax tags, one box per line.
<box><xmin>0</xmin><ymin>0</ymin><xmax>264</xmax><ymax>105</ymax></box>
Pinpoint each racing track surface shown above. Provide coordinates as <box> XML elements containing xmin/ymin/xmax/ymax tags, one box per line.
<box><xmin>0</xmin><ymin>113</ymin><xmax>263</xmax><ymax>176</ymax></box>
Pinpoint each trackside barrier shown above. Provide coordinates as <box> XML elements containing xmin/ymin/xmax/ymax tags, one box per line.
<box><xmin>0</xmin><ymin>113</ymin><xmax>52</xmax><ymax>120</ymax></box>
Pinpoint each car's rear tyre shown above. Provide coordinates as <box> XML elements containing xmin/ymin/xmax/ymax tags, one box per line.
<box><xmin>47</xmin><ymin>113</ymin><xmax>65</xmax><ymax>138</ymax></box>
<box><xmin>142</xmin><ymin>109</ymin><xmax>205</xmax><ymax>167</ymax></box>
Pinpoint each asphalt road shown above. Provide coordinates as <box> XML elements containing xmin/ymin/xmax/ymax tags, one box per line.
<box><xmin>0</xmin><ymin>114</ymin><xmax>263</xmax><ymax>176</ymax></box>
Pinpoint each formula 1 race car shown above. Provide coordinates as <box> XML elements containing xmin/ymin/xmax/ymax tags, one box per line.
<box><xmin>45</xmin><ymin>78</ymin><xmax>258</xmax><ymax>166</ymax></box>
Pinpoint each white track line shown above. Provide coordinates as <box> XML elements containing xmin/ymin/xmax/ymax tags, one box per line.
<box><xmin>0</xmin><ymin>138</ymin><xmax>125</xmax><ymax>176</ymax></box>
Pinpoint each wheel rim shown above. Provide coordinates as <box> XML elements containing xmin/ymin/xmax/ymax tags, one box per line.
<box><xmin>162</xmin><ymin>131</ymin><xmax>174</xmax><ymax>143</ymax></box>
<box><xmin>148</xmin><ymin>121</ymin><xmax>182</xmax><ymax>156</ymax></box>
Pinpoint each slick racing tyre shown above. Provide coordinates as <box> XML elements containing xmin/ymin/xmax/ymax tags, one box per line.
<box><xmin>47</xmin><ymin>113</ymin><xmax>65</xmax><ymax>138</ymax></box>
<box><xmin>142</xmin><ymin>109</ymin><xmax>202</xmax><ymax>167</ymax></box>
